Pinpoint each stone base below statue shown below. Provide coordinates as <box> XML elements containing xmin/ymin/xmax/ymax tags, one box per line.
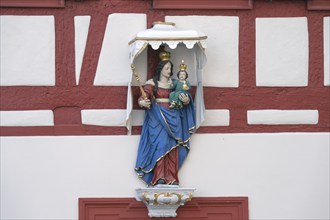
<box><xmin>136</xmin><ymin>185</ymin><xmax>195</xmax><ymax>218</ymax></box>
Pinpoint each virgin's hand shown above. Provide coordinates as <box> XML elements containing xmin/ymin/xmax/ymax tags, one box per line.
<box><xmin>138</xmin><ymin>98</ymin><xmax>151</xmax><ymax>109</ymax></box>
<box><xmin>179</xmin><ymin>93</ymin><xmax>190</xmax><ymax>105</ymax></box>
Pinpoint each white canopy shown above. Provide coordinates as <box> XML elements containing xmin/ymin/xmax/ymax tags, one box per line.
<box><xmin>127</xmin><ymin>22</ymin><xmax>207</xmax><ymax>132</ymax></box>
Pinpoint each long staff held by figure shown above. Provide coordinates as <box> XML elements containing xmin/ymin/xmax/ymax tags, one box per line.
<box><xmin>131</xmin><ymin>64</ymin><xmax>148</xmax><ymax>99</ymax></box>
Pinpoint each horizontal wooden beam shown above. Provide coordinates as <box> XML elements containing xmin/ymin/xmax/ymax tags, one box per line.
<box><xmin>0</xmin><ymin>0</ymin><xmax>65</xmax><ymax>8</ymax></box>
<box><xmin>153</xmin><ymin>0</ymin><xmax>253</xmax><ymax>10</ymax></box>
<box><xmin>307</xmin><ymin>0</ymin><xmax>330</xmax><ymax>10</ymax></box>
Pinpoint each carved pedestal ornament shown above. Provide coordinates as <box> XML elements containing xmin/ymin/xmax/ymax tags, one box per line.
<box><xmin>136</xmin><ymin>185</ymin><xmax>195</xmax><ymax>218</ymax></box>
<box><xmin>129</xmin><ymin>21</ymin><xmax>207</xmax><ymax>217</ymax></box>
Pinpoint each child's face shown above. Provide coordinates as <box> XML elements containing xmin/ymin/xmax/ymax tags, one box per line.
<box><xmin>178</xmin><ymin>71</ymin><xmax>187</xmax><ymax>80</ymax></box>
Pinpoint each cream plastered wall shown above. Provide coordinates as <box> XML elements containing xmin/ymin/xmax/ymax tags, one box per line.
<box><xmin>93</xmin><ymin>13</ymin><xmax>147</xmax><ymax>86</ymax></box>
<box><xmin>0</xmin><ymin>16</ymin><xmax>55</xmax><ymax>86</ymax></box>
<box><xmin>1</xmin><ymin>133</ymin><xmax>329</xmax><ymax>220</ymax></box>
<box><xmin>80</xmin><ymin>109</ymin><xmax>230</xmax><ymax>127</ymax></box>
<box><xmin>74</xmin><ymin>16</ymin><xmax>91</xmax><ymax>85</ymax></box>
<box><xmin>0</xmin><ymin>110</ymin><xmax>54</xmax><ymax>126</ymax></box>
<box><xmin>247</xmin><ymin>110</ymin><xmax>319</xmax><ymax>125</ymax></box>
<box><xmin>256</xmin><ymin>17</ymin><xmax>309</xmax><ymax>87</ymax></box>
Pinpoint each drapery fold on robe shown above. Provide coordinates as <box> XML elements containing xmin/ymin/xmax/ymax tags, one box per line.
<box><xmin>135</xmin><ymin>97</ymin><xmax>195</xmax><ymax>185</ymax></box>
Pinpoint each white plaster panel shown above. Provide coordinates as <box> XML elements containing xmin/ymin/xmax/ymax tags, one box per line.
<box><xmin>94</xmin><ymin>14</ymin><xmax>147</xmax><ymax>86</ymax></box>
<box><xmin>82</xmin><ymin>108</ymin><xmax>231</xmax><ymax>127</ymax></box>
<box><xmin>74</xmin><ymin>16</ymin><xmax>91</xmax><ymax>85</ymax></box>
<box><xmin>1</xmin><ymin>133</ymin><xmax>329</xmax><ymax>220</ymax></box>
<box><xmin>182</xmin><ymin>133</ymin><xmax>330</xmax><ymax>220</ymax></box>
<box><xmin>0</xmin><ymin>16</ymin><xmax>55</xmax><ymax>86</ymax></box>
<box><xmin>0</xmin><ymin>110</ymin><xmax>54</xmax><ymax>126</ymax></box>
<box><xmin>81</xmin><ymin>109</ymin><xmax>145</xmax><ymax>126</ymax></box>
<box><xmin>166</xmin><ymin>16</ymin><xmax>239</xmax><ymax>87</ymax></box>
<box><xmin>256</xmin><ymin>17</ymin><xmax>309</xmax><ymax>87</ymax></box>
<box><xmin>247</xmin><ymin>110</ymin><xmax>319</xmax><ymax>125</ymax></box>
<box><xmin>202</xmin><ymin>109</ymin><xmax>230</xmax><ymax>126</ymax></box>
<box><xmin>324</xmin><ymin>17</ymin><xmax>330</xmax><ymax>86</ymax></box>
<box><xmin>81</xmin><ymin>109</ymin><xmax>127</xmax><ymax>126</ymax></box>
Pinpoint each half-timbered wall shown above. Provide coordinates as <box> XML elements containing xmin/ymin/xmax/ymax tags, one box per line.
<box><xmin>1</xmin><ymin>0</ymin><xmax>329</xmax><ymax>219</ymax></box>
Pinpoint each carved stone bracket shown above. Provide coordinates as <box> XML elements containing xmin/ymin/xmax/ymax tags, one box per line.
<box><xmin>136</xmin><ymin>185</ymin><xmax>195</xmax><ymax>218</ymax></box>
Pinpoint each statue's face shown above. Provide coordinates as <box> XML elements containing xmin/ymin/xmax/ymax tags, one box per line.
<box><xmin>178</xmin><ymin>71</ymin><xmax>186</xmax><ymax>80</ymax></box>
<box><xmin>161</xmin><ymin>62</ymin><xmax>171</xmax><ymax>78</ymax></box>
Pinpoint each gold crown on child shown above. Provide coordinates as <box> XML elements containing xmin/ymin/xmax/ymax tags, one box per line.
<box><xmin>159</xmin><ymin>51</ymin><xmax>171</xmax><ymax>61</ymax></box>
<box><xmin>179</xmin><ymin>60</ymin><xmax>187</xmax><ymax>71</ymax></box>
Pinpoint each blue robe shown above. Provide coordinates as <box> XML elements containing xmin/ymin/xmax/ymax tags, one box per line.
<box><xmin>135</xmin><ymin>97</ymin><xmax>195</xmax><ymax>185</ymax></box>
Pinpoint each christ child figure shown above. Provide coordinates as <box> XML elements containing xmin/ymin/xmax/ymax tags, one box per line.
<box><xmin>169</xmin><ymin>61</ymin><xmax>191</xmax><ymax>109</ymax></box>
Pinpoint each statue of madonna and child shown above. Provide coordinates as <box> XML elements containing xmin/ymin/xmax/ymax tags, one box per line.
<box><xmin>134</xmin><ymin>51</ymin><xmax>195</xmax><ymax>186</ymax></box>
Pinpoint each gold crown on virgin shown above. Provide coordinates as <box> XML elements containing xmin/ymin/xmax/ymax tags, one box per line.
<box><xmin>179</xmin><ymin>60</ymin><xmax>187</xmax><ymax>71</ymax></box>
<box><xmin>159</xmin><ymin>51</ymin><xmax>171</xmax><ymax>61</ymax></box>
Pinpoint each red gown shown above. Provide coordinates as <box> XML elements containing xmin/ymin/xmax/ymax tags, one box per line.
<box><xmin>139</xmin><ymin>84</ymin><xmax>179</xmax><ymax>185</ymax></box>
